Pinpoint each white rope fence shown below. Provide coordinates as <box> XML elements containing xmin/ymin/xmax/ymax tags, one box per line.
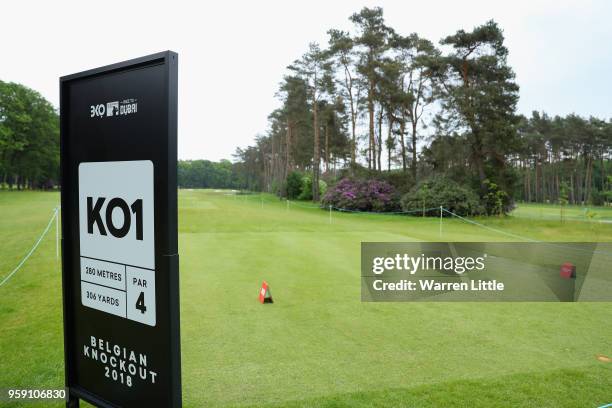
<box><xmin>0</xmin><ymin>207</ymin><xmax>60</xmax><ymax>288</ymax></box>
<box><xmin>239</xmin><ymin>192</ymin><xmax>597</xmax><ymax>243</ymax></box>
<box><xmin>441</xmin><ymin>210</ymin><xmax>612</xmax><ymax>255</ymax></box>
<box><xmin>441</xmin><ymin>208</ymin><xmax>540</xmax><ymax>242</ymax></box>
<box><xmin>285</xmin><ymin>197</ymin><xmax>541</xmax><ymax>242</ymax></box>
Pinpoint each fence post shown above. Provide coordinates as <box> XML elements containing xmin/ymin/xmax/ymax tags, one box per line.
<box><xmin>439</xmin><ymin>206</ymin><xmax>443</xmax><ymax>238</ymax></box>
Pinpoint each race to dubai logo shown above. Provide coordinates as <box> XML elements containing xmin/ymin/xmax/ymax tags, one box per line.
<box><xmin>90</xmin><ymin>99</ymin><xmax>138</xmax><ymax>118</ymax></box>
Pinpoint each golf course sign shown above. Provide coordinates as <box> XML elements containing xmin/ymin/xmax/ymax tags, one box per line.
<box><xmin>60</xmin><ymin>52</ymin><xmax>181</xmax><ymax>408</ymax></box>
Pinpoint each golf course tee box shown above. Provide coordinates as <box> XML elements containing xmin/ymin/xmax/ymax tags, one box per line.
<box><xmin>1</xmin><ymin>3</ymin><xmax>612</xmax><ymax>407</ymax></box>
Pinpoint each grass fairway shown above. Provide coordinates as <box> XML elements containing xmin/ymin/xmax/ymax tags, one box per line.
<box><xmin>1</xmin><ymin>190</ymin><xmax>611</xmax><ymax>407</ymax></box>
<box><xmin>511</xmin><ymin>202</ymin><xmax>612</xmax><ymax>223</ymax></box>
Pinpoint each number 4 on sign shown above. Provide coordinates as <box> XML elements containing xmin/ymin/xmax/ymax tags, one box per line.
<box><xmin>136</xmin><ymin>292</ymin><xmax>147</xmax><ymax>313</ymax></box>
<box><xmin>259</xmin><ymin>281</ymin><xmax>273</xmax><ymax>304</ymax></box>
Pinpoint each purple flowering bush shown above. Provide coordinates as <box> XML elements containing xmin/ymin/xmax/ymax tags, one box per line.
<box><xmin>322</xmin><ymin>178</ymin><xmax>401</xmax><ymax>212</ymax></box>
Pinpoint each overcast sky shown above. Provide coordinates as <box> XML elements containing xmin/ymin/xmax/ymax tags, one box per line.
<box><xmin>1</xmin><ymin>0</ymin><xmax>610</xmax><ymax>161</ymax></box>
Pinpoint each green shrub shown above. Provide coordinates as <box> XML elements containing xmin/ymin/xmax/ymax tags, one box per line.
<box><xmin>286</xmin><ymin>171</ymin><xmax>303</xmax><ymax>199</ymax></box>
<box><xmin>483</xmin><ymin>179</ymin><xmax>509</xmax><ymax>216</ymax></box>
<box><xmin>298</xmin><ymin>174</ymin><xmax>327</xmax><ymax>201</ymax></box>
<box><xmin>591</xmin><ymin>189</ymin><xmax>606</xmax><ymax>206</ymax></box>
<box><xmin>380</xmin><ymin>170</ymin><xmax>415</xmax><ymax>194</ymax></box>
<box><xmin>401</xmin><ymin>177</ymin><xmax>483</xmax><ymax>216</ymax></box>
<box><xmin>320</xmin><ymin>179</ymin><xmax>328</xmax><ymax>198</ymax></box>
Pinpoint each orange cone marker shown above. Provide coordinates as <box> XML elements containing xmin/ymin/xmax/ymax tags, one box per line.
<box><xmin>259</xmin><ymin>281</ymin><xmax>273</xmax><ymax>304</ymax></box>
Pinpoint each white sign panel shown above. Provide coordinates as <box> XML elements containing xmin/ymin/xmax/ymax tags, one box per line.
<box><xmin>78</xmin><ymin>160</ymin><xmax>156</xmax><ymax>326</ymax></box>
<box><xmin>126</xmin><ymin>266</ymin><xmax>156</xmax><ymax>326</ymax></box>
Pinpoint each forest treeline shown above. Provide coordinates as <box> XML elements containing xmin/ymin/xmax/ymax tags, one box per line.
<box><xmin>0</xmin><ymin>81</ymin><xmax>59</xmax><ymax>189</ymax></box>
<box><xmin>178</xmin><ymin>159</ymin><xmax>241</xmax><ymax>189</ymax></box>
<box><xmin>232</xmin><ymin>7</ymin><xmax>611</xmax><ymax>209</ymax></box>
<box><xmin>514</xmin><ymin>113</ymin><xmax>610</xmax><ymax>205</ymax></box>
<box><xmin>1</xmin><ymin>8</ymin><xmax>610</xmax><ymax>211</ymax></box>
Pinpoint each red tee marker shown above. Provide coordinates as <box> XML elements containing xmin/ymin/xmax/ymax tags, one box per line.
<box><xmin>259</xmin><ymin>281</ymin><xmax>273</xmax><ymax>304</ymax></box>
<box><xmin>560</xmin><ymin>262</ymin><xmax>576</xmax><ymax>279</ymax></box>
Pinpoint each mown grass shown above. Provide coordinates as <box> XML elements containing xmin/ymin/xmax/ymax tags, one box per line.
<box><xmin>511</xmin><ymin>202</ymin><xmax>612</xmax><ymax>223</ymax></box>
<box><xmin>0</xmin><ymin>190</ymin><xmax>610</xmax><ymax>407</ymax></box>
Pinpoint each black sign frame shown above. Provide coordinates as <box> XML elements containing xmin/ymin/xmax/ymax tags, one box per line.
<box><xmin>60</xmin><ymin>51</ymin><xmax>181</xmax><ymax>408</ymax></box>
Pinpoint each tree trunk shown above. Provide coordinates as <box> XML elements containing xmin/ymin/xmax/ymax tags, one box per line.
<box><xmin>582</xmin><ymin>155</ymin><xmax>589</xmax><ymax>204</ymax></box>
<box><xmin>586</xmin><ymin>155</ymin><xmax>593</xmax><ymax>203</ymax></box>
<box><xmin>349</xmin><ymin>96</ymin><xmax>357</xmax><ymax>166</ymax></box>
<box><xmin>368</xmin><ymin>80</ymin><xmax>375</xmax><ymax>171</ymax></box>
<box><xmin>474</xmin><ymin>153</ymin><xmax>486</xmax><ymax>192</ymax></box>
<box><xmin>399</xmin><ymin>120</ymin><xmax>407</xmax><ymax>172</ymax></box>
<box><xmin>286</xmin><ymin>120</ymin><xmax>292</xmax><ymax>179</ymax></box>
<box><xmin>599</xmin><ymin>151</ymin><xmax>606</xmax><ymax>192</ymax></box>
<box><xmin>570</xmin><ymin>172</ymin><xmax>575</xmax><ymax>204</ymax></box>
<box><xmin>525</xmin><ymin>161</ymin><xmax>531</xmax><ymax>202</ymax></box>
<box><xmin>351</xmin><ymin>116</ymin><xmax>356</xmax><ymax>165</ymax></box>
<box><xmin>411</xmin><ymin>119</ymin><xmax>418</xmax><ymax>181</ymax></box>
<box><xmin>343</xmin><ymin>64</ymin><xmax>357</xmax><ymax>166</ymax></box>
<box><xmin>377</xmin><ymin>107</ymin><xmax>383</xmax><ymax>172</ymax></box>
<box><xmin>470</xmin><ymin>131</ymin><xmax>487</xmax><ymax>193</ymax></box>
<box><xmin>325</xmin><ymin>124</ymin><xmax>329</xmax><ymax>174</ymax></box>
<box><xmin>313</xmin><ymin>101</ymin><xmax>320</xmax><ymax>202</ymax></box>
<box><xmin>387</xmin><ymin>117</ymin><xmax>393</xmax><ymax>171</ymax></box>
<box><xmin>570</xmin><ymin>156</ymin><xmax>576</xmax><ymax>203</ymax></box>
<box><xmin>535</xmin><ymin>155</ymin><xmax>542</xmax><ymax>202</ymax></box>
<box><xmin>462</xmin><ymin>63</ymin><xmax>486</xmax><ymax>193</ymax></box>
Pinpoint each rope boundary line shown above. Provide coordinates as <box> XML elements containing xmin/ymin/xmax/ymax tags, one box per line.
<box><xmin>441</xmin><ymin>208</ymin><xmax>540</xmax><ymax>242</ymax></box>
<box><xmin>308</xmin><ymin>202</ymin><xmax>611</xmax><ymax>253</ymax></box>
<box><xmin>286</xmin><ymin>198</ymin><xmax>543</xmax><ymax>242</ymax></box>
<box><xmin>0</xmin><ymin>207</ymin><xmax>59</xmax><ymax>288</ymax></box>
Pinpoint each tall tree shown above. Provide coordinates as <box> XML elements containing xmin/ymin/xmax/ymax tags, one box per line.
<box><xmin>436</xmin><ymin>20</ymin><xmax>520</xmax><ymax>202</ymax></box>
<box><xmin>289</xmin><ymin>43</ymin><xmax>333</xmax><ymax>201</ymax></box>
<box><xmin>392</xmin><ymin>34</ymin><xmax>438</xmax><ymax>180</ymax></box>
<box><xmin>276</xmin><ymin>76</ymin><xmax>311</xmax><ymax>184</ymax></box>
<box><xmin>328</xmin><ymin>29</ymin><xmax>361</xmax><ymax>166</ymax></box>
<box><xmin>350</xmin><ymin>7</ymin><xmax>392</xmax><ymax>171</ymax></box>
<box><xmin>0</xmin><ymin>81</ymin><xmax>59</xmax><ymax>189</ymax></box>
